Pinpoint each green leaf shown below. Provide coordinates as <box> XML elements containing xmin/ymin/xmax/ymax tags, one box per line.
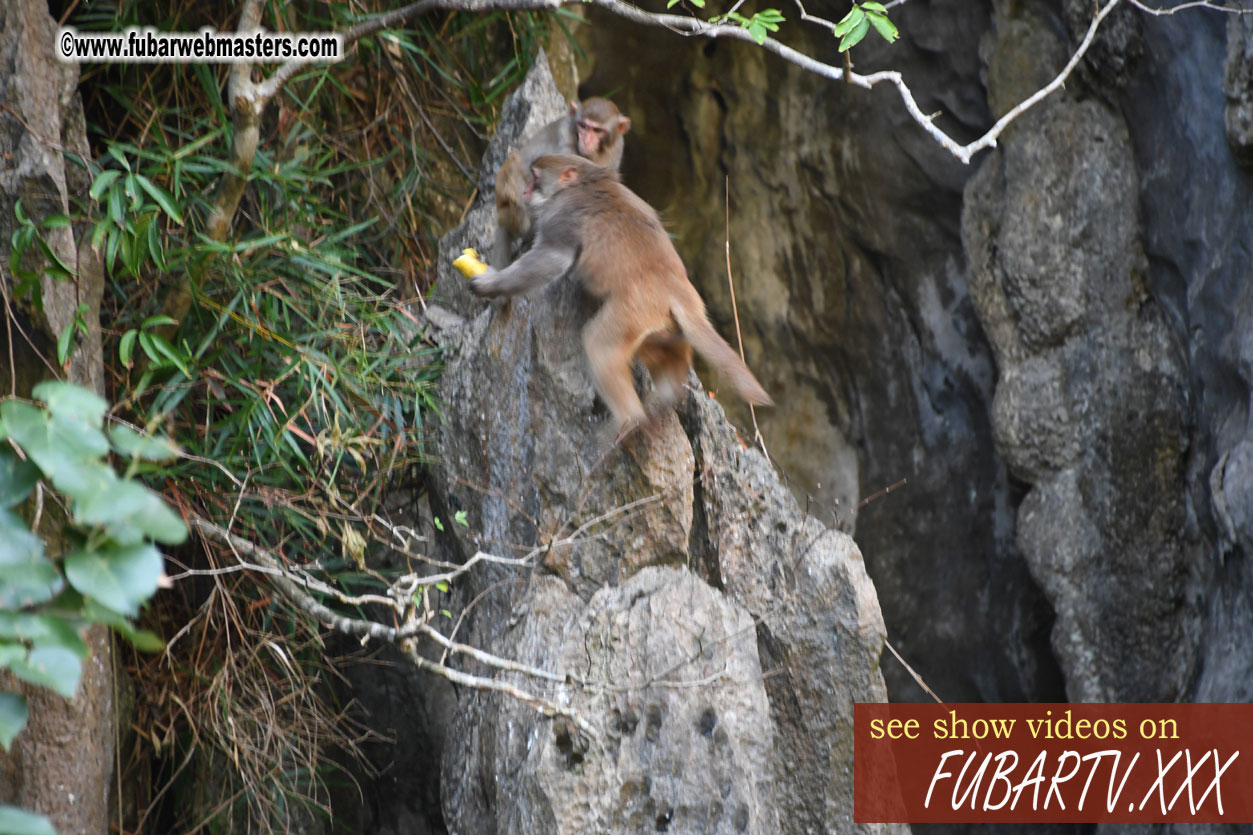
<box><xmin>124</xmin><ymin>173</ymin><xmax>141</xmax><ymax>211</ymax></box>
<box><xmin>74</xmin><ymin>480</ymin><xmax>187</xmax><ymax>546</ymax></box>
<box><xmin>39</xmin><ymin>215</ymin><xmax>70</xmax><ymax>230</ymax></box>
<box><xmin>107</xmin><ymin>183</ymin><xmax>124</xmax><ymax>228</ymax></box>
<box><xmin>89</xmin><ymin>169</ymin><xmax>122</xmax><ymax>201</ymax></box>
<box><xmin>114</xmin><ymin>624</ymin><xmax>164</xmax><ymax>653</ymax></box>
<box><xmin>0</xmin><ymin>613</ymin><xmax>88</xmax><ymax>659</ymax></box>
<box><xmin>147</xmin><ymin>218</ymin><xmax>166</xmax><ymax>271</ymax></box>
<box><xmin>107</xmin><ymin>425</ymin><xmax>179</xmax><ymax>462</ymax></box>
<box><xmin>7</xmin><ymin>646</ymin><xmax>81</xmax><ymax>699</ymax></box>
<box><xmin>838</xmin><ymin>15</ymin><xmax>871</xmax><ymax>51</ymax></box>
<box><xmin>32</xmin><ymin>381</ymin><xmax>107</xmax><ymax>425</ymax></box>
<box><xmin>1</xmin><ymin>401</ymin><xmax>112</xmax><ymax>498</ymax></box>
<box><xmin>433</xmin><ymin>517</ymin><xmax>444</xmax><ymax>532</ymax></box>
<box><xmin>82</xmin><ymin>600</ymin><xmax>164</xmax><ymax>652</ymax></box>
<box><xmin>0</xmin><ymin>563</ymin><xmax>62</xmax><ymax>609</ymax></box>
<box><xmin>119</xmin><ymin>330</ymin><xmax>137</xmax><ymax>368</ymax></box>
<box><xmin>833</xmin><ymin>6</ymin><xmax>864</xmax><ymax>36</ymax></box>
<box><xmin>861</xmin><ymin>1</ymin><xmax>887</xmax><ymax>10</ymax></box>
<box><xmin>90</xmin><ymin>218</ymin><xmax>108</xmax><ymax>252</ymax></box>
<box><xmin>105</xmin><ymin>224</ymin><xmax>119</xmax><ymax>274</ymax></box>
<box><xmin>0</xmin><ymin>805</ymin><xmax>56</xmax><ymax>835</ymax></box>
<box><xmin>0</xmin><ymin>692</ymin><xmax>28</xmax><ymax>752</ymax></box>
<box><xmin>0</xmin><ymin>511</ymin><xmax>60</xmax><ymax>606</ymax></box>
<box><xmin>866</xmin><ymin>9</ymin><xmax>898</xmax><ymax>43</ymax></box>
<box><xmin>144</xmin><ymin>333</ymin><xmax>190</xmax><ymax>377</ymax></box>
<box><xmin>56</xmin><ymin>320</ymin><xmax>74</xmax><ymax>366</ymax></box>
<box><xmin>0</xmin><ymin>452</ymin><xmax>39</xmax><ymax>509</ymax></box>
<box><xmin>0</xmin><ymin>510</ymin><xmax>44</xmax><ymax>567</ymax></box>
<box><xmin>435</xmin><ymin>581</ymin><xmax>449</xmax><ymax>593</ymax></box>
<box><xmin>31</xmin><ymin>236</ymin><xmax>73</xmax><ymax>282</ymax></box>
<box><xmin>65</xmin><ymin>543</ymin><xmax>165</xmax><ymax>617</ymax></box>
<box><xmin>136</xmin><ymin>175</ymin><xmax>184</xmax><ymax>225</ymax></box>
<box><xmin>141</xmin><ymin>315</ymin><xmax>178</xmax><ymax>329</ymax></box>
<box><xmin>454</xmin><ymin>510</ymin><xmax>468</xmax><ymax>527</ymax></box>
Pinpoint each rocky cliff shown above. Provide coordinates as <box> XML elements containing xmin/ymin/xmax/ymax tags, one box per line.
<box><xmin>379</xmin><ymin>61</ymin><xmax>896</xmax><ymax>835</ymax></box>
<box><xmin>577</xmin><ymin>0</ymin><xmax>1253</xmax><ymax>722</ymax></box>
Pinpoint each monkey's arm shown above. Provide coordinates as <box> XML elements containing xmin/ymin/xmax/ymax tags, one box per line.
<box><xmin>468</xmin><ymin>240</ymin><xmax>577</xmax><ymax>298</ymax></box>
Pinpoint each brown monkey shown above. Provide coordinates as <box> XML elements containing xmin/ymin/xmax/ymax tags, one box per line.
<box><xmin>491</xmin><ymin>97</ymin><xmax>631</xmax><ymax>268</ymax></box>
<box><xmin>470</xmin><ymin>154</ymin><xmax>771</xmax><ymax>435</ymax></box>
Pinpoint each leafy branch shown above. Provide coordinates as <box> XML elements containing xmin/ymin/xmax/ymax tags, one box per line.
<box><xmin>0</xmin><ymin>382</ymin><xmax>183</xmax><ymax>831</ymax></box>
<box><xmin>833</xmin><ymin>2</ymin><xmax>898</xmax><ymax>52</ymax></box>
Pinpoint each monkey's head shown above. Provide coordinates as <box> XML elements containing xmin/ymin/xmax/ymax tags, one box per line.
<box><xmin>524</xmin><ymin>154</ymin><xmax>606</xmax><ymax>208</ymax></box>
<box><xmin>571</xmin><ymin>97</ymin><xmax>631</xmax><ymax>161</ymax></box>
<box><xmin>524</xmin><ymin>155</ymin><xmax>577</xmax><ymax>208</ymax></box>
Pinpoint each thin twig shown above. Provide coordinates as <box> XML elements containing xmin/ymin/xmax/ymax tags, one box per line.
<box><xmin>1126</xmin><ymin>0</ymin><xmax>1251</xmax><ymax>14</ymax></box>
<box><xmin>790</xmin><ymin>0</ymin><xmax>839</xmax><ymax>30</ymax></box>
<box><xmin>884</xmin><ymin>638</ymin><xmax>943</xmax><ymax>704</ymax></box>
<box><xmin>722</xmin><ymin>175</ymin><xmax>768</xmax><ymax>457</ymax></box>
<box><xmin>857</xmin><ymin>476</ymin><xmax>907</xmax><ymax>510</ymax></box>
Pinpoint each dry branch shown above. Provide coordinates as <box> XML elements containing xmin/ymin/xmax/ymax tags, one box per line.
<box><xmin>188</xmin><ymin>514</ymin><xmax>598</xmax><ymax>739</ymax></box>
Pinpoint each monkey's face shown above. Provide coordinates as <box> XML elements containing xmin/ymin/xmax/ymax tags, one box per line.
<box><xmin>576</xmin><ymin>117</ymin><xmax>610</xmax><ymax>157</ymax></box>
<box><xmin>523</xmin><ymin>164</ymin><xmax>570</xmax><ymax>208</ymax></box>
<box><xmin>573</xmin><ymin>99</ymin><xmax>630</xmax><ymax>160</ymax></box>
<box><xmin>522</xmin><ymin>168</ymin><xmax>545</xmax><ymax>206</ymax></box>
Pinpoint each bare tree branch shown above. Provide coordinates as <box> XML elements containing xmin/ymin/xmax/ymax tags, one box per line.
<box><xmin>187</xmin><ymin>514</ymin><xmax>599</xmax><ymax>739</ymax></box>
<box><xmin>1127</xmin><ymin>0</ymin><xmax>1252</xmax><ymax>14</ymax></box>
<box><xmin>587</xmin><ymin>0</ymin><xmax>1125</xmax><ymax>164</ymax></box>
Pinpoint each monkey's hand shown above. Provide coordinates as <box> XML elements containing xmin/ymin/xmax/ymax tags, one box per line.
<box><xmin>452</xmin><ymin>248</ymin><xmax>489</xmax><ymax>278</ymax></box>
<box><xmin>467</xmin><ymin>267</ymin><xmax>504</xmax><ymax>298</ymax></box>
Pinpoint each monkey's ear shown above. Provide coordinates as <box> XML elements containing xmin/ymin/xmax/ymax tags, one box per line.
<box><xmin>618</xmin><ymin>116</ymin><xmax>632</xmax><ymax>135</ymax></box>
<box><xmin>559</xmin><ymin>166</ymin><xmax>579</xmax><ymax>185</ymax></box>
<box><xmin>569</xmin><ymin>101</ymin><xmax>579</xmax><ymax>116</ymax></box>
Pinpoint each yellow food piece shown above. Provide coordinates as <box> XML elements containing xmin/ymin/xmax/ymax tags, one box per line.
<box><xmin>453</xmin><ymin>248</ymin><xmax>488</xmax><ymax>278</ymax></box>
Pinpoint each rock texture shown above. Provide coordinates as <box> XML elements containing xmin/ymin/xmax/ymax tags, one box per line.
<box><xmin>418</xmin><ymin>57</ymin><xmax>895</xmax><ymax>835</ymax></box>
<box><xmin>1123</xmin><ymin>6</ymin><xmax>1253</xmax><ymax>710</ymax></box>
<box><xmin>1225</xmin><ymin>0</ymin><xmax>1253</xmax><ymax>163</ymax></box>
<box><xmin>580</xmin><ymin>0</ymin><xmax>1060</xmax><ymax>705</ymax></box>
<box><xmin>963</xmin><ymin>32</ymin><xmax>1196</xmax><ymax>699</ymax></box>
<box><xmin>573</xmin><ymin>0</ymin><xmax>1253</xmax><ymax>723</ymax></box>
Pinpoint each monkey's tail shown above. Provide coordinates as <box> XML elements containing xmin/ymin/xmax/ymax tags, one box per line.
<box><xmin>671</xmin><ymin>303</ymin><xmax>772</xmax><ymax>406</ymax></box>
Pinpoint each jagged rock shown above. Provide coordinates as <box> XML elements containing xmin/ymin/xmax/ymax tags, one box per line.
<box><xmin>426</xmin><ymin>56</ymin><xmax>895</xmax><ymax>835</ymax></box>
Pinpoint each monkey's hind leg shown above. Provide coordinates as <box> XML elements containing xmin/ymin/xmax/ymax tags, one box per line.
<box><xmin>638</xmin><ymin>330</ymin><xmax>693</xmax><ymax>420</ymax></box>
<box><xmin>582</xmin><ymin>305</ymin><xmax>649</xmax><ymax>436</ymax></box>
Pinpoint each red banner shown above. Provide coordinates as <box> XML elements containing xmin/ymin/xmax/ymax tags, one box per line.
<box><xmin>855</xmin><ymin>703</ymin><xmax>1253</xmax><ymax>823</ymax></box>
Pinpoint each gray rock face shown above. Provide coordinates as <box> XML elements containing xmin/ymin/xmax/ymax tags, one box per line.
<box><xmin>580</xmin><ymin>0</ymin><xmax>1057</xmax><ymax>706</ymax></box>
<box><xmin>1225</xmin><ymin>0</ymin><xmax>1253</xmax><ymax>162</ymax></box>
<box><xmin>426</xmin><ymin>58</ymin><xmax>894</xmax><ymax>835</ymax></box>
<box><xmin>962</xmin><ymin>91</ymin><xmax>1197</xmax><ymax>701</ymax></box>
<box><xmin>572</xmin><ymin>0</ymin><xmax>1253</xmax><ymax>719</ymax></box>
<box><xmin>1121</xmin><ymin>10</ymin><xmax>1253</xmax><ymax>708</ymax></box>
